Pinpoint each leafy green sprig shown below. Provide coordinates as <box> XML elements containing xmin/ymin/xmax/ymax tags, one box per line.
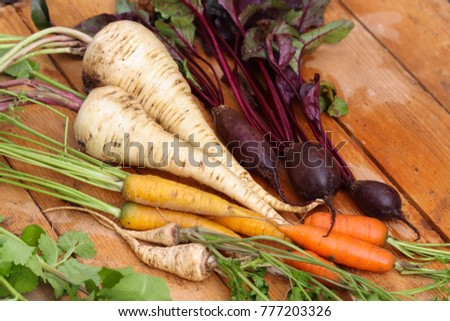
<box><xmin>0</xmin><ymin>218</ymin><xmax>171</xmax><ymax>301</ymax></box>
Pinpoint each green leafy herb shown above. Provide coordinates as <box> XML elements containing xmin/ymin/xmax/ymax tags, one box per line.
<box><xmin>38</xmin><ymin>233</ymin><xmax>60</xmax><ymax>267</ymax></box>
<box><xmin>57</xmin><ymin>258</ymin><xmax>101</xmax><ymax>285</ymax></box>
<box><xmin>0</xmin><ymin>265</ymin><xmax>39</xmax><ymax>295</ymax></box>
<box><xmin>1</xmin><ymin>238</ymin><xmax>34</xmax><ymax>265</ymax></box>
<box><xmin>20</xmin><ymin>224</ymin><xmax>46</xmax><ymax>247</ymax></box>
<box><xmin>97</xmin><ymin>272</ymin><xmax>172</xmax><ymax>301</ymax></box>
<box><xmin>0</xmin><ymin>223</ymin><xmax>172</xmax><ymax>301</ymax></box>
<box><xmin>57</xmin><ymin>230</ymin><xmax>96</xmax><ymax>259</ymax></box>
<box><xmin>215</xmin><ymin>254</ymin><xmax>270</xmax><ymax>301</ymax></box>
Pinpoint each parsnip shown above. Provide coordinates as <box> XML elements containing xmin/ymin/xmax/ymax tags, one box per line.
<box><xmin>82</xmin><ymin>20</ymin><xmax>321</xmax><ymax>214</ymax></box>
<box><xmin>74</xmin><ymin>86</ymin><xmax>287</xmax><ymax>225</ymax></box>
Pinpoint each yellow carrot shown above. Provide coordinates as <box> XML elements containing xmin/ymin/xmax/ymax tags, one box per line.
<box><xmin>119</xmin><ymin>202</ymin><xmax>240</xmax><ymax>238</ymax></box>
<box><xmin>122</xmin><ymin>173</ymin><xmax>274</xmax><ymax>221</ymax></box>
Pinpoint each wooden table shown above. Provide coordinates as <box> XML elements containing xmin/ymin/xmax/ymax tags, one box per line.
<box><xmin>0</xmin><ymin>0</ymin><xmax>448</xmax><ymax>300</ymax></box>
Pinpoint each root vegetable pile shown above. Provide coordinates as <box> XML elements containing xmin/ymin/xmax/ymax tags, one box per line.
<box><xmin>0</xmin><ymin>0</ymin><xmax>449</xmax><ymax>301</ymax></box>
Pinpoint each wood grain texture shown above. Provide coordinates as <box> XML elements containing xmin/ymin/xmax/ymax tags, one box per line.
<box><xmin>302</xmin><ymin>0</ymin><xmax>450</xmax><ymax>239</ymax></box>
<box><xmin>0</xmin><ymin>0</ymin><xmax>448</xmax><ymax>301</ymax></box>
<box><xmin>340</xmin><ymin>0</ymin><xmax>450</xmax><ymax>111</ymax></box>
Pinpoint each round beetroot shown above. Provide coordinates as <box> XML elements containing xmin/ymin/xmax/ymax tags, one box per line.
<box><xmin>349</xmin><ymin>180</ymin><xmax>420</xmax><ymax>240</ymax></box>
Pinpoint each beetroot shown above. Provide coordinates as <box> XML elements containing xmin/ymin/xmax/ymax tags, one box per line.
<box><xmin>349</xmin><ymin>180</ymin><xmax>420</xmax><ymax>240</ymax></box>
<box><xmin>285</xmin><ymin>141</ymin><xmax>341</xmax><ymax>235</ymax></box>
<box><xmin>212</xmin><ymin>105</ymin><xmax>287</xmax><ymax>201</ymax></box>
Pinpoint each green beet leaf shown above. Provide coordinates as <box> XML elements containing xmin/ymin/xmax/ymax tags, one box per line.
<box><xmin>327</xmin><ymin>96</ymin><xmax>348</xmax><ymax>117</ymax></box>
<box><xmin>4</xmin><ymin>59</ymin><xmax>40</xmax><ymax>79</ymax></box>
<box><xmin>116</xmin><ymin>0</ymin><xmax>136</xmax><ymax>14</ymax></box>
<box><xmin>301</xmin><ymin>19</ymin><xmax>354</xmax><ymax>54</ymax></box>
<box><xmin>154</xmin><ymin>0</ymin><xmax>200</xmax><ymax>21</ymax></box>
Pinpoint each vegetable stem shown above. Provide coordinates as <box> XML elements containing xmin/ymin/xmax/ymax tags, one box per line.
<box><xmin>0</xmin><ymin>276</ymin><xmax>27</xmax><ymax>301</ymax></box>
<box><xmin>1</xmin><ymin>34</ymin><xmax>78</xmax><ymax>70</ymax></box>
<box><xmin>0</xmin><ymin>27</ymin><xmax>91</xmax><ymax>72</ymax></box>
<box><xmin>0</xmin><ymin>113</ymin><xmax>127</xmax><ymax>180</ymax></box>
<box><xmin>387</xmin><ymin>237</ymin><xmax>450</xmax><ymax>262</ymax></box>
<box><xmin>209</xmin><ymin>246</ymin><xmax>270</xmax><ymax>301</ymax></box>
<box><xmin>0</xmin><ymin>142</ymin><xmax>124</xmax><ymax>191</ymax></box>
<box><xmin>0</xmin><ymin>89</ymin><xmax>70</xmax><ymax>150</ymax></box>
<box><xmin>0</xmin><ymin>166</ymin><xmax>121</xmax><ymax>217</ymax></box>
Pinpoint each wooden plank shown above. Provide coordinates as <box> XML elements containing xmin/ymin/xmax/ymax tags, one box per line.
<box><xmin>340</xmin><ymin>0</ymin><xmax>450</xmax><ymax>111</ymax></box>
<box><xmin>0</xmin><ymin>6</ymin><xmax>231</xmax><ymax>301</ymax></box>
<box><xmin>302</xmin><ymin>0</ymin><xmax>450</xmax><ymax>239</ymax></box>
<box><xmin>5</xmin><ymin>1</ymin><xmax>449</xmax><ymax>300</ymax></box>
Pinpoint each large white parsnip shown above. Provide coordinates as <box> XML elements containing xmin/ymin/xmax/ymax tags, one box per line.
<box><xmin>74</xmin><ymin>86</ymin><xmax>288</xmax><ymax>225</ymax></box>
<box><xmin>81</xmin><ymin>20</ymin><xmax>321</xmax><ymax>214</ymax></box>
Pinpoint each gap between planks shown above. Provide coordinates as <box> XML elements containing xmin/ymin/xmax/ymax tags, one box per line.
<box><xmin>321</xmin><ymin>0</ymin><xmax>449</xmax><ymax>240</ymax></box>
<box><xmin>334</xmin><ymin>117</ymin><xmax>449</xmax><ymax>242</ymax></box>
<box><xmin>338</xmin><ymin>0</ymin><xmax>449</xmax><ymax>114</ymax></box>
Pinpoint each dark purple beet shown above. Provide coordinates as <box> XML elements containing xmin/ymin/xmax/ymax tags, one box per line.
<box><xmin>285</xmin><ymin>141</ymin><xmax>341</xmax><ymax>235</ymax></box>
<box><xmin>211</xmin><ymin>105</ymin><xmax>287</xmax><ymax>201</ymax></box>
<box><xmin>349</xmin><ymin>180</ymin><xmax>420</xmax><ymax>240</ymax></box>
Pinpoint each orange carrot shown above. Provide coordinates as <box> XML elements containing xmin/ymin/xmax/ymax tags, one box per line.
<box><xmin>284</xmin><ymin>250</ymin><xmax>341</xmax><ymax>287</ymax></box>
<box><xmin>304</xmin><ymin>212</ymin><xmax>388</xmax><ymax>246</ymax></box>
<box><xmin>278</xmin><ymin>224</ymin><xmax>395</xmax><ymax>273</ymax></box>
<box><xmin>119</xmin><ymin>202</ymin><xmax>240</xmax><ymax>238</ymax></box>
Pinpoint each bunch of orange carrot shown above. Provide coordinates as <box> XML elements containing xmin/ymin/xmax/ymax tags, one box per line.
<box><xmin>280</xmin><ymin>212</ymin><xmax>449</xmax><ymax>288</ymax></box>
